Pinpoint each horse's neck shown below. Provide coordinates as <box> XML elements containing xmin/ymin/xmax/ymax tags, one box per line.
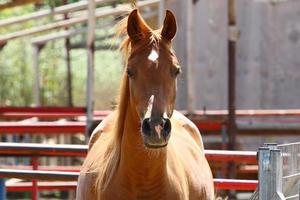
<box><xmin>117</xmin><ymin>99</ymin><xmax>168</xmax><ymax>182</ymax></box>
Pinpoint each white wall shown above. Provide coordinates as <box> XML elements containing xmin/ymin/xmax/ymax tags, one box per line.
<box><xmin>164</xmin><ymin>0</ymin><xmax>300</xmax><ymax>110</ymax></box>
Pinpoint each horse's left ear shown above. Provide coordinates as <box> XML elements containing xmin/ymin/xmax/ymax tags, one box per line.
<box><xmin>161</xmin><ymin>10</ymin><xmax>177</xmax><ymax>41</ymax></box>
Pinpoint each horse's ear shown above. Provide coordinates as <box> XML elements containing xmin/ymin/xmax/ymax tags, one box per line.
<box><xmin>161</xmin><ymin>10</ymin><xmax>177</xmax><ymax>41</ymax></box>
<box><xmin>127</xmin><ymin>9</ymin><xmax>151</xmax><ymax>41</ymax></box>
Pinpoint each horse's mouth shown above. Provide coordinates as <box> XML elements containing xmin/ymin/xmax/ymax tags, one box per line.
<box><xmin>144</xmin><ymin>142</ymin><xmax>168</xmax><ymax>149</ymax></box>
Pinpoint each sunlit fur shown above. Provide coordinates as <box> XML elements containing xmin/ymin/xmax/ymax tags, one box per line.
<box><xmin>76</xmin><ymin>10</ymin><xmax>215</xmax><ymax>200</ymax></box>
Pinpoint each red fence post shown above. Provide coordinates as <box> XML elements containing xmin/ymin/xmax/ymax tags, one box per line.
<box><xmin>31</xmin><ymin>157</ymin><xmax>38</xmax><ymax>200</ymax></box>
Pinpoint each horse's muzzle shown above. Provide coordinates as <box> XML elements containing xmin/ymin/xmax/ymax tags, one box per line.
<box><xmin>141</xmin><ymin>117</ymin><xmax>171</xmax><ymax>148</ymax></box>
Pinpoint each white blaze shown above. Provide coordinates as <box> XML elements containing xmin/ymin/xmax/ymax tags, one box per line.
<box><xmin>144</xmin><ymin>95</ymin><xmax>154</xmax><ymax>118</ymax></box>
<box><xmin>148</xmin><ymin>49</ymin><xmax>159</xmax><ymax>62</ymax></box>
<box><xmin>155</xmin><ymin>125</ymin><xmax>163</xmax><ymax>138</ymax></box>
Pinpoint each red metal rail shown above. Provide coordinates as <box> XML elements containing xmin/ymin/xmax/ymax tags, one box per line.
<box><xmin>0</xmin><ymin>143</ymin><xmax>87</xmax><ymax>156</ymax></box>
<box><xmin>0</xmin><ymin>107</ymin><xmax>86</xmax><ymax>113</ymax></box>
<box><xmin>205</xmin><ymin>149</ymin><xmax>257</xmax><ymax>163</ymax></box>
<box><xmin>0</xmin><ymin>121</ymin><xmax>223</xmax><ymax>133</ymax></box>
<box><xmin>0</xmin><ymin>165</ymin><xmax>81</xmax><ymax>172</ymax></box>
<box><xmin>2</xmin><ymin>107</ymin><xmax>300</xmax><ymax>116</ymax></box>
<box><xmin>6</xmin><ymin>182</ymin><xmax>77</xmax><ymax>192</ymax></box>
<box><xmin>0</xmin><ymin>142</ymin><xmax>257</xmax><ymax>164</ymax></box>
<box><xmin>5</xmin><ymin>179</ymin><xmax>258</xmax><ymax>192</ymax></box>
<box><xmin>214</xmin><ymin>179</ymin><xmax>258</xmax><ymax>190</ymax></box>
<box><xmin>0</xmin><ymin>107</ymin><xmax>109</xmax><ymax>119</ymax></box>
<box><xmin>0</xmin><ymin>121</ymin><xmax>86</xmax><ymax>134</ymax></box>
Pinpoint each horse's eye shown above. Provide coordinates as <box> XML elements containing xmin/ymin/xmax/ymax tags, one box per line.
<box><xmin>127</xmin><ymin>68</ymin><xmax>135</xmax><ymax>78</ymax></box>
<box><xmin>173</xmin><ymin>67</ymin><xmax>182</xmax><ymax>77</ymax></box>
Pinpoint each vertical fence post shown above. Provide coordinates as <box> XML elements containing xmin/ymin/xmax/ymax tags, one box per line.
<box><xmin>158</xmin><ymin>0</ymin><xmax>165</xmax><ymax>26</ymax></box>
<box><xmin>85</xmin><ymin>0</ymin><xmax>96</xmax><ymax>142</ymax></box>
<box><xmin>31</xmin><ymin>156</ymin><xmax>38</xmax><ymax>200</ymax></box>
<box><xmin>298</xmin><ymin>182</ymin><xmax>300</xmax><ymax>200</ymax></box>
<box><xmin>32</xmin><ymin>44</ymin><xmax>44</xmax><ymax>107</ymax></box>
<box><xmin>258</xmin><ymin>144</ymin><xmax>285</xmax><ymax>200</ymax></box>
<box><xmin>0</xmin><ymin>179</ymin><xmax>5</xmax><ymax>200</ymax></box>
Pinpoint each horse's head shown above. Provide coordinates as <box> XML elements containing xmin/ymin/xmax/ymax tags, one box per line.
<box><xmin>126</xmin><ymin>9</ymin><xmax>180</xmax><ymax>148</ymax></box>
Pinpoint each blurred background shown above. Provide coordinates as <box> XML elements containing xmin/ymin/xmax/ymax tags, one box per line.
<box><xmin>0</xmin><ymin>0</ymin><xmax>300</xmax><ymax>199</ymax></box>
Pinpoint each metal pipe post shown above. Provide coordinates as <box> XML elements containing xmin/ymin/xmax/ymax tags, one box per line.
<box><xmin>258</xmin><ymin>144</ymin><xmax>285</xmax><ymax>200</ymax></box>
<box><xmin>227</xmin><ymin>1</ymin><xmax>239</xmax><ymax>198</ymax></box>
<box><xmin>228</xmin><ymin>0</ymin><xmax>237</xmax><ymax>152</ymax></box>
<box><xmin>31</xmin><ymin>157</ymin><xmax>38</xmax><ymax>200</ymax></box>
<box><xmin>85</xmin><ymin>0</ymin><xmax>96</xmax><ymax>142</ymax></box>
<box><xmin>0</xmin><ymin>179</ymin><xmax>5</xmax><ymax>200</ymax></box>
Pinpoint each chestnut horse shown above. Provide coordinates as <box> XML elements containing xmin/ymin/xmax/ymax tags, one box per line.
<box><xmin>76</xmin><ymin>9</ymin><xmax>214</xmax><ymax>200</ymax></box>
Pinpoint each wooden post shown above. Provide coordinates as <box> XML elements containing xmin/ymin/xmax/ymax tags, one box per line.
<box><xmin>32</xmin><ymin>44</ymin><xmax>43</xmax><ymax>106</ymax></box>
<box><xmin>63</xmin><ymin>0</ymin><xmax>73</xmax><ymax>107</ymax></box>
<box><xmin>0</xmin><ymin>42</ymin><xmax>6</xmax><ymax>50</ymax></box>
<box><xmin>85</xmin><ymin>0</ymin><xmax>96</xmax><ymax>142</ymax></box>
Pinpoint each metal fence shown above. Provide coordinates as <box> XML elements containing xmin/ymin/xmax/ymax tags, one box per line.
<box><xmin>250</xmin><ymin>142</ymin><xmax>300</xmax><ymax>200</ymax></box>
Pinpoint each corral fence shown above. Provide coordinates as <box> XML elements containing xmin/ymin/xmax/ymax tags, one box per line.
<box><xmin>250</xmin><ymin>142</ymin><xmax>300</xmax><ymax>200</ymax></box>
<box><xmin>0</xmin><ymin>142</ymin><xmax>258</xmax><ymax>200</ymax></box>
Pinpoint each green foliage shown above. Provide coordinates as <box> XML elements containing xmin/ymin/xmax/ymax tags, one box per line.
<box><xmin>0</xmin><ymin>2</ymin><xmax>124</xmax><ymax>108</ymax></box>
<box><xmin>0</xmin><ymin>39</ymin><xmax>33</xmax><ymax>106</ymax></box>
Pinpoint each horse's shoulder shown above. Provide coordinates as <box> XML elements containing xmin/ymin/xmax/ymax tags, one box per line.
<box><xmin>88</xmin><ymin>111</ymin><xmax>116</xmax><ymax>150</ymax></box>
<box><xmin>76</xmin><ymin>170</ymin><xmax>100</xmax><ymax>200</ymax></box>
<box><xmin>172</xmin><ymin>110</ymin><xmax>204</xmax><ymax>150</ymax></box>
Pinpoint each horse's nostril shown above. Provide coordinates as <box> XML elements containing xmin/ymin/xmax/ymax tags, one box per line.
<box><xmin>163</xmin><ymin>118</ymin><xmax>171</xmax><ymax>134</ymax></box>
<box><xmin>142</xmin><ymin>118</ymin><xmax>151</xmax><ymax>136</ymax></box>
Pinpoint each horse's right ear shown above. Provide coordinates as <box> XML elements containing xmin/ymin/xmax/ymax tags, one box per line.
<box><xmin>127</xmin><ymin>9</ymin><xmax>151</xmax><ymax>41</ymax></box>
<box><xmin>161</xmin><ymin>10</ymin><xmax>177</xmax><ymax>41</ymax></box>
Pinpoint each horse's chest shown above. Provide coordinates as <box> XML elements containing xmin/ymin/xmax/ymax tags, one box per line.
<box><xmin>102</xmin><ymin>175</ymin><xmax>184</xmax><ymax>200</ymax></box>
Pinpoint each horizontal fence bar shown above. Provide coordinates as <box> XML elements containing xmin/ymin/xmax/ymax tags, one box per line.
<box><xmin>188</xmin><ymin>109</ymin><xmax>300</xmax><ymax>117</ymax></box>
<box><xmin>0</xmin><ymin>121</ymin><xmax>86</xmax><ymax>133</ymax></box>
<box><xmin>6</xmin><ymin>181</ymin><xmax>77</xmax><ymax>192</ymax></box>
<box><xmin>0</xmin><ymin>143</ymin><xmax>87</xmax><ymax>157</ymax></box>
<box><xmin>0</xmin><ymin>143</ymin><xmax>257</xmax><ymax>163</ymax></box>
<box><xmin>4</xmin><ymin>165</ymin><xmax>257</xmax><ymax>174</ymax></box>
<box><xmin>0</xmin><ymin>121</ymin><xmax>224</xmax><ymax>133</ymax></box>
<box><xmin>0</xmin><ymin>107</ymin><xmax>109</xmax><ymax>119</ymax></box>
<box><xmin>5</xmin><ymin>179</ymin><xmax>258</xmax><ymax>192</ymax></box>
<box><xmin>0</xmin><ymin>0</ymin><xmax>114</xmax><ymax>27</ymax></box>
<box><xmin>0</xmin><ymin>165</ymin><xmax>81</xmax><ymax>172</ymax></box>
<box><xmin>0</xmin><ymin>169</ymin><xmax>257</xmax><ymax>191</ymax></box>
<box><xmin>2</xmin><ymin>120</ymin><xmax>300</xmax><ymax>134</ymax></box>
<box><xmin>214</xmin><ymin>179</ymin><xmax>258</xmax><ymax>190</ymax></box>
<box><xmin>0</xmin><ymin>169</ymin><xmax>79</xmax><ymax>181</ymax></box>
<box><xmin>2</xmin><ymin>107</ymin><xmax>300</xmax><ymax>116</ymax></box>
<box><xmin>0</xmin><ymin>107</ymin><xmax>86</xmax><ymax>113</ymax></box>
<box><xmin>0</xmin><ymin>0</ymin><xmax>159</xmax><ymax>44</ymax></box>
<box><xmin>205</xmin><ymin>150</ymin><xmax>257</xmax><ymax>163</ymax></box>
